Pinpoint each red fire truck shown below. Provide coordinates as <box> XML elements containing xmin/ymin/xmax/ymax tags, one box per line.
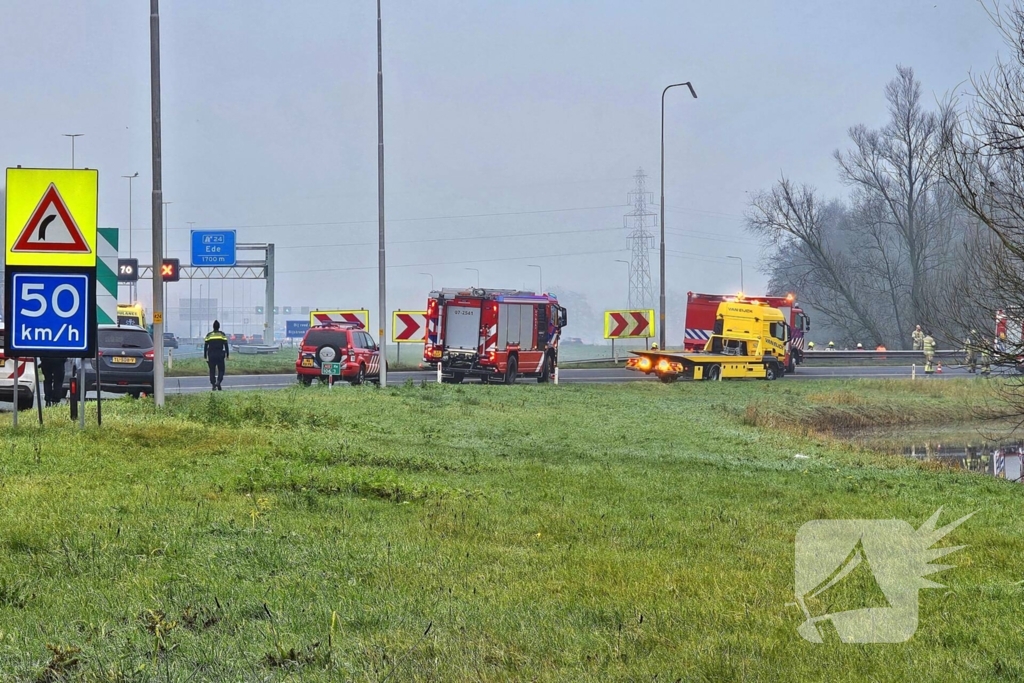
<box><xmin>424</xmin><ymin>288</ymin><xmax>568</xmax><ymax>384</ymax></box>
<box><xmin>684</xmin><ymin>292</ymin><xmax>811</xmax><ymax>373</ymax></box>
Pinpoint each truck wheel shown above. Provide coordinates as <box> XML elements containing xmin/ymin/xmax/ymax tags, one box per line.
<box><xmin>765</xmin><ymin>363</ymin><xmax>779</xmax><ymax>381</ymax></box>
<box><xmin>787</xmin><ymin>357</ymin><xmax>796</xmax><ymax>374</ymax></box>
<box><xmin>350</xmin><ymin>364</ymin><xmax>366</xmax><ymax>386</ymax></box>
<box><xmin>297</xmin><ymin>374</ymin><xmax>312</xmax><ymax>386</ymax></box>
<box><xmin>504</xmin><ymin>356</ymin><xmax>518</xmax><ymax>385</ymax></box>
<box><xmin>659</xmin><ymin>374</ymin><xmax>678</xmax><ymax>384</ymax></box>
<box><xmin>17</xmin><ymin>395</ymin><xmax>33</xmax><ymax>411</ymax></box>
<box><xmin>706</xmin><ymin>364</ymin><xmax>721</xmax><ymax>381</ymax></box>
<box><xmin>442</xmin><ymin>373</ymin><xmax>464</xmax><ymax>384</ymax></box>
<box><xmin>537</xmin><ymin>353</ymin><xmax>554</xmax><ymax>383</ymax></box>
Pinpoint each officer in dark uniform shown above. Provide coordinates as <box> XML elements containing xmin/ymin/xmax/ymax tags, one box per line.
<box><xmin>39</xmin><ymin>356</ymin><xmax>67</xmax><ymax>406</ymax></box>
<box><xmin>203</xmin><ymin>321</ymin><xmax>230</xmax><ymax>391</ymax></box>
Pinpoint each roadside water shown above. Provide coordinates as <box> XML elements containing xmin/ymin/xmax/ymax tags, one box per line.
<box><xmin>903</xmin><ymin>442</ymin><xmax>1023</xmax><ymax>482</ymax></box>
<box><xmin>836</xmin><ymin>422</ymin><xmax>1024</xmax><ymax>484</ymax></box>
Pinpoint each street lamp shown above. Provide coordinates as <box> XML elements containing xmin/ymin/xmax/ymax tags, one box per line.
<box><xmin>464</xmin><ymin>267</ymin><xmax>480</xmax><ymax>288</ymax></box>
<box><xmin>659</xmin><ymin>81</ymin><xmax>697</xmax><ymax>349</ymax></box>
<box><xmin>614</xmin><ymin>259</ymin><xmax>631</xmax><ymax>307</ymax></box>
<box><xmin>418</xmin><ymin>272</ymin><xmax>434</xmax><ymax>291</ymax></box>
<box><xmin>726</xmin><ymin>255</ymin><xmax>744</xmax><ymax>292</ymax></box>
<box><xmin>528</xmin><ymin>264</ymin><xmax>542</xmax><ymax>292</ymax></box>
<box><xmin>62</xmin><ymin>134</ymin><xmax>84</xmax><ymax>168</ymax></box>
<box><xmin>122</xmin><ymin>172</ymin><xmax>139</xmax><ymax>300</ymax></box>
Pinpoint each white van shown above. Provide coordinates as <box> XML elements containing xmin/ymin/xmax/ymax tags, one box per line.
<box><xmin>0</xmin><ymin>323</ymin><xmax>37</xmax><ymax>410</ymax></box>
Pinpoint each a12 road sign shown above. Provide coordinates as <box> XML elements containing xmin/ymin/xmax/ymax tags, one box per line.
<box><xmin>604</xmin><ymin>309</ymin><xmax>655</xmax><ymax>339</ymax></box>
<box><xmin>392</xmin><ymin>311</ymin><xmax>427</xmax><ymax>343</ymax></box>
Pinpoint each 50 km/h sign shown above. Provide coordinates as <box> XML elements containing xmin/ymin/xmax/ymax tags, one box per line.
<box><xmin>604</xmin><ymin>309</ymin><xmax>655</xmax><ymax>339</ymax></box>
<box><xmin>3</xmin><ymin>271</ymin><xmax>95</xmax><ymax>356</ymax></box>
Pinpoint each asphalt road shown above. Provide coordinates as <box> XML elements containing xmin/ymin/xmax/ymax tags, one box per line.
<box><xmin>161</xmin><ymin>363</ymin><xmax>981</xmax><ymax>394</ymax></box>
<box><xmin>0</xmin><ymin>364</ymin><xmax>992</xmax><ymax>411</ymax></box>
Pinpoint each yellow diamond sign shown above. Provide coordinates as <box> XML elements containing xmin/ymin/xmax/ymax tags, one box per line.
<box><xmin>5</xmin><ymin>168</ymin><xmax>98</xmax><ymax>268</ymax></box>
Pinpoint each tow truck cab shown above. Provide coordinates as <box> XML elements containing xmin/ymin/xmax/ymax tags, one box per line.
<box><xmin>628</xmin><ymin>300</ymin><xmax>788</xmax><ymax>382</ymax></box>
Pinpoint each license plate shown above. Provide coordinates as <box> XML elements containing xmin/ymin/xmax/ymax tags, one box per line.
<box><xmin>111</xmin><ymin>356</ymin><xmax>135</xmax><ymax>364</ymax></box>
<box><xmin>301</xmin><ymin>358</ymin><xmax>314</xmax><ymax>367</ymax></box>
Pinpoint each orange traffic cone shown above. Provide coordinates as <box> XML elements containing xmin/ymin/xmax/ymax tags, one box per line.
<box><xmin>936</xmin><ymin>362</ymin><xmax>943</xmax><ymax>374</ymax></box>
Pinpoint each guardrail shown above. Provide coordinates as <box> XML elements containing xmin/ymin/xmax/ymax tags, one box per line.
<box><xmin>558</xmin><ymin>349</ymin><xmax>963</xmax><ymax>365</ymax></box>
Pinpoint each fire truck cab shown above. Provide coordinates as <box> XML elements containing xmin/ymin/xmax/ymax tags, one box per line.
<box><xmin>424</xmin><ymin>288</ymin><xmax>568</xmax><ymax>384</ymax></box>
<box><xmin>685</xmin><ymin>291</ymin><xmax>810</xmax><ymax>373</ymax></box>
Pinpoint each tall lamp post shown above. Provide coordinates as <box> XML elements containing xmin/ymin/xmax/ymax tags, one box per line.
<box><xmin>465</xmin><ymin>268</ymin><xmax>480</xmax><ymax>288</ymax></box>
<box><xmin>726</xmin><ymin>255</ymin><xmax>744</xmax><ymax>293</ymax></box>
<box><xmin>528</xmin><ymin>264</ymin><xmax>542</xmax><ymax>293</ymax></box>
<box><xmin>659</xmin><ymin>81</ymin><xmax>697</xmax><ymax>349</ymax></box>
<box><xmin>62</xmin><ymin>134</ymin><xmax>84</xmax><ymax>168</ymax></box>
<box><xmin>122</xmin><ymin>172</ymin><xmax>139</xmax><ymax>300</ymax></box>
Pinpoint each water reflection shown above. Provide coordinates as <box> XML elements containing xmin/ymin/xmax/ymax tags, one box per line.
<box><xmin>905</xmin><ymin>442</ymin><xmax>1023</xmax><ymax>482</ymax></box>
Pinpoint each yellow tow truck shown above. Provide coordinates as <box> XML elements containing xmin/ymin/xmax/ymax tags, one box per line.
<box><xmin>627</xmin><ymin>299</ymin><xmax>789</xmax><ymax>383</ymax></box>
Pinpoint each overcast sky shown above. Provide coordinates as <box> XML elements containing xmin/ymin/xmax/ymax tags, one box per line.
<box><xmin>0</xmin><ymin>1</ymin><xmax>1000</xmax><ymax>339</ymax></box>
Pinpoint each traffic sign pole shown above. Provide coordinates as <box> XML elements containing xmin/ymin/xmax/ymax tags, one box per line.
<box><xmin>150</xmin><ymin>0</ymin><xmax>166</xmax><ymax>408</ymax></box>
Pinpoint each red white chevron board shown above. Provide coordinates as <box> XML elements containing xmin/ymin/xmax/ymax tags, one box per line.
<box><xmin>309</xmin><ymin>309</ymin><xmax>369</xmax><ymax>329</ymax></box>
<box><xmin>603</xmin><ymin>309</ymin><xmax>655</xmax><ymax>339</ymax></box>
<box><xmin>392</xmin><ymin>311</ymin><xmax>427</xmax><ymax>343</ymax></box>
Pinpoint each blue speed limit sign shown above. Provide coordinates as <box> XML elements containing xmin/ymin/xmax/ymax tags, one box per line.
<box><xmin>6</xmin><ymin>271</ymin><xmax>94</xmax><ymax>356</ymax></box>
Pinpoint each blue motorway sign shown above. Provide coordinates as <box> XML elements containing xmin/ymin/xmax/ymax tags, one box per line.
<box><xmin>286</xmin><ymin>320</ymin><xmax>310</xmax><ymax>338</ymax></box>
<box><xmin>6</xmin><ymin>271</ymin><xmax>94</xmax><ymax>356</ymax></box>
<box><xmin>190</xmin><ymin>229</ymin><xmax>237</xmax><ymax>266</ymax></box>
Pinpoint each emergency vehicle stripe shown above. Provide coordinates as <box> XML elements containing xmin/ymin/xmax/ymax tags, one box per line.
<box><xmin>684</xmin><ymin>328</ymin><xmax>712</xmax><ymax>341</ymax></box>
<box><xmin>486</xmin><ymin>325</ymin><xmax>497</xmax><ymax>351</ymax></box>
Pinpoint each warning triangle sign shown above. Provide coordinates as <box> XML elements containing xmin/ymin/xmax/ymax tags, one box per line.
<box><xmin>11</xmin><ymin>183</ymin><xmax>92</xmax><ymax>254</ymax></box>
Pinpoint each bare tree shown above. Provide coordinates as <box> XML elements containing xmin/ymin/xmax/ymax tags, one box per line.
<box><xmin>747</xmin><ymin>178</ymin><xmax>886</xmax><ymax>344</ymax></box>
<box><xmin>835</xmin><ymin>66</ymin><xmax>949</xmax><ymax>330</ymax></box>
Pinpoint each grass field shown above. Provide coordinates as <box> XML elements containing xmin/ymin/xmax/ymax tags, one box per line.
<box><xmin>0</xmin><ymin>380</ymin><xmax>1021</xmax><ymax>680</ymax></box>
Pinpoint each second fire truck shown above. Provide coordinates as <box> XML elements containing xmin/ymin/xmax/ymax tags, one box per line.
<box><xmin>424</xmin><ymin>288</ymin><xmax>568</xmax><ymax>384</ymax></box>
<box><xmin>684</xmin><ymin>291</ymin><xmax>810</xmax><ymax>372</ymax></box>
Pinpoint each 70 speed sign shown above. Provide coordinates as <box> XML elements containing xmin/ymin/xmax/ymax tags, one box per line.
<box><xmin>3</xmin><ymin>269</ymin><xmax>96</xmax><ymax>357</ymax></box>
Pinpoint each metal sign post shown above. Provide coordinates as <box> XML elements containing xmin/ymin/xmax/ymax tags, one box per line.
<box><xmin>3</xmin><ymin>168</ymin><xmax>99</xmax><ymax>428</ymax></box>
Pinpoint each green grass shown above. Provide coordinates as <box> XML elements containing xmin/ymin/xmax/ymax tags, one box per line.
<box><xmin>0</xmin><ymin>380</ymin><xmax>1021</xmax><ymax>680</ymax></box>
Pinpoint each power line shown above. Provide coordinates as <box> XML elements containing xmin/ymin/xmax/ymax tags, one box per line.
<box><xmin>125</xmin><ymin>203</ymin><xmax>630</xmax><ymax>232</ymax></box>
<box><xmin>277</xmin><ymin>248</ymin><xmax>627</xmax><ymax>275</ymax></box>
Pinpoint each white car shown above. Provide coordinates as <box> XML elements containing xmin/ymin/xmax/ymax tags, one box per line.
<box><xmin>0</xmin><ymin>323</ymin><xmax>37</xmax><ymax>410</ymax></box>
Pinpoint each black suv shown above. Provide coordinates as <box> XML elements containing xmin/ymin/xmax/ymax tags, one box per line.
<box><xmin>64</xmin><ymin>325</ymin><xmax>155</xmax><ymax>399</ymax></box>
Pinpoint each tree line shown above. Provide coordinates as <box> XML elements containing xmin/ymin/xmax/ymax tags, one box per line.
<box><xmin>746</xmin><ymin>2</ymin><xmax>1024</xmax><ymax>351</ymax></box>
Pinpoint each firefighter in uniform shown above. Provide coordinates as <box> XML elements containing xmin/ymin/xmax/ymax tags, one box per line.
<box><xmin>807</xmin><ymin>341</ymin><xmax>815</xmax><ymax>350</ymax></box>
<box><xmin>981</xmin><ymin>338</ymin><xmax>992</xmax><ymax>376</ymax></box>
<box><xmin>923</xmin><ymin>331</ymin><xmax>936</xmax><ymax>374</ymax></box>
<box><xmin>965</xmin><ymin>330</ymin><xmax>978</xmax><ymax>373</ymax></box>
<box><xmin>203</xmin><ymin>320</ymin><xmax>230</xmax><ymax>391</ymax></box>
<box><xmin>827</xmin><ymin>341</ymin><xmax>835</xmax><ymax>351</ymax></box>
<box><xmin>912</xmin><ymin>325</ymin><xmax>924</xmax><ymax>351</ymax></box>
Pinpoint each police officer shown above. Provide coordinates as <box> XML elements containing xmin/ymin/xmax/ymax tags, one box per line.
<box><xmin>923</xmin><ymin>331</ymin><xmax>936</xmax><ymax>374</ymax></box>
<box><xmin>39</xmin><ymin>357</ymin><xmax>67</xmax><ymax>406</ymax></box>
<box><xmin>204</xmin><ymin>320</ymin><xmax>230</xmax><ymax>391</ymax></box>
<box><xmin>912</xmin><ymin>325</ymin><xmax>924</xmax><ymax>351</ymax></box>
